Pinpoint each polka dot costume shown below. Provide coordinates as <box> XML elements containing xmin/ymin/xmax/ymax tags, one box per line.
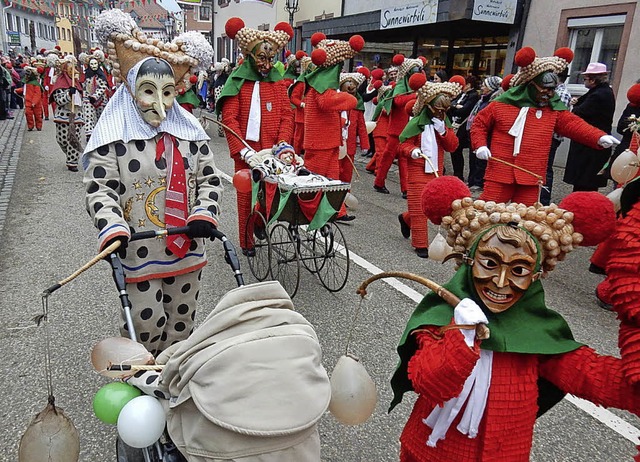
<box><xmin>82</xmin><ymin>76</ymin><xmax>109</xmax><ymax>142</ymax></box>
<box><xmin>52</xmin><ymin>88</ymin><xmax>84</xmax><ymax>170</ymax></box>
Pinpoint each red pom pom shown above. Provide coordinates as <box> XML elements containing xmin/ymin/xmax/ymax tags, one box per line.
<box><xmin>372</xmin><ymin>97</ymin><xmax>378</xmax><ymax>105</ymax></box>
<box><xmin>628</xmin><ymin>84</ymin><xmax>640</xmax><ymax>107</ymax></box>
<box><xmin>285</xmin><ymin>50</ymin><xmax>292</xmax><ymax>57</ymax></box>
<box><xmin>371</xmin><ymin>68</ymin><xmax>384</xmax><ymax>80</ymax></box>
<box><xmin>225</xmin><ymin>17</ymin><xmax>245</xmax><ymax>40</ymax></box>
<box><xmin>20</xmin><ymin>63</ymin><xmax>27</xmax><ymax>68</ymax></box>
<box><xmin>178</xmin><ymin>88</ymin><xmax>186</xmax><ymax>95</ymax></box>
<box><xmin>449</xmin><ymin>75</ymin><xmax>466</xmax><ymax>87</ymax></box>
<box><xmin>559</xmin><ymin>192</ymin><xmax>616</xmax><ymax>246</ymax></box>
<box><xmin>501</xmin><ymin>73</ymin><xmax>514</xmax><ymax>91</ymax></box>
<box><xmin>5</xmin><ymin>63</ymin><xmax>12</xmax><ymax>69</ymax></box>
<box><xmin>554</xmin><ymin>47</ymin><xmax>574</xmax><ymax>64</ymax></box>
<box><xmin>36</xmin><ymin>66</ymin><xmax>44</xmax><ymax>74</ymax></box>
<box><xmin>39</xmin><ymin>48</ymin><xmax>46</xmax><ymax>54</ymax></box>
<box><xmin>421</xmin><ymin>177</ymin><xmax>471</xmax><ymax>225</ymax></box>
<box><xmin>390</xmin><ymin>81</ymin><xmax>396</xmax><ymax>88</ymax></box>
<box><xmin>357</xmin><ymin>67</ymin><xmax>370</xmax><ymax>79</ymax></box>
<box><xmin>311</xmin><ymin>32</ymin><xmax>326</xmax><ymax>47</ymax></box>
<box><xmin>404</xmin><ymin>99</ymin><xmax>415</xmax><ymax>116</ymax></box>
<box><xmin>311</xmin><ymin>49</ymin><xmax>327</xmax><ymax>67</ymax></box>
<box><xmin>392</xmin><ymin>54</ymin><xmax>404</xmax><ymax>66</ymax></box>
<box><xmin>55</xmin><ymin>45</ymin><xmax>61</xmax><ymax>50</ymax></box>
<box><xmin>189</xmin><ymin>75</ymin><xmax>198</xmax><ymax>84</ymax></box>
<box><xmin>373</xmin><ymin>80</ymin><xmax>382</xmax><ymax>90</ymax></box>
<box><xmin>515</xmin><ymin>47</ymin><xmax>536</xmax><ymax>67</ymax></box>
<box><xmin>295</xmin><ymin>50</ymin><xmax>306</xmax><ymax>60</ymax></box>
<box><xmin>417</xmin><ymin>56</ymin><xmax>427</xmax><ymax>66</ymax></box>
<box><xmin>408</xmin><ymin>72</ymin><xmax>426</xmax><ymax>91</ymax></box>
<box><xmin>274</xmin><ymin>22</ymin><xmax>294</xmax><ymax>39</ymax></box>
<box><xmin>349</xmin><ymin>35</ymin><xmax>365</xmax><ymax>52</ymax></box>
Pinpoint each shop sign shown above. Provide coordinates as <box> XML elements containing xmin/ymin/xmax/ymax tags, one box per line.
<box><xmin>380</xmin><ymin>1</ymin><xmax>438</xmax><ymax>30</ymax></box>
<box><xmin>7</xmin><ymin>31</ymin><xmax>21</xmax><ymax>46</ymax></box>
<box><xmin>472</xmin><ymin>0</ymin><xmax>517</xmax><ymax>24</ymax></box>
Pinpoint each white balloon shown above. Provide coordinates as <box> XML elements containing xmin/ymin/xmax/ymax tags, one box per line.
<box><xmin>607</xmin><ymin>187</ymin><xmax>623</xmax><ymax>212</ymax></box>
<box><xmin>329</xmin><ymin>354</ymin><xmax>377</xmax><ymax>426</ymax></box>
<box><xmin>429</xmin><ymin>234</ymin><xmax>452</xmax><ymax>262</ymax></box>
<box><xmin>610</xmin><ymin>149</ymin><xmax>640</xmax><ymax>185</ymax></box>
<box><xmin>117</xmin><ymin>396</ymin><xmax>166</xmax><ymax>448</ymax></box>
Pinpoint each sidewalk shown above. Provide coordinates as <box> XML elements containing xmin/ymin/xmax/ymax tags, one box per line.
<box><xmin>0</xmin><ymin>109</ymin><xmax>25</xmax><ymax>240</ymax></box>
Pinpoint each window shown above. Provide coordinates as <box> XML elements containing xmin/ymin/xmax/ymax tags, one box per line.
<box><xmin>566</xmin><ymin>15</ymin><xmax>624</xmax><ymax>88</ymax></box>
<box><xmin>6</xmin><ymin>13</ymin><xmax>13</xmax><ymax>31</ymax></box>
<box><xmin>24</xmin><ymin>18</ymin><xmax>29</xmax><ymax>33</ymax></box>
<box><xmin>199</xmin><ymin>5</ymin><xmax>211</xmax><ymax>21</ymax></box>
<box><xmin>218</xmin><ymin>0</ymin><xmax>230</xmax><ymax>7</ymax></box>
<box><xmin>56</xmin><ymin>26</ymin><xmax>60</xmax><ymax>40</ymax></box>
<box><xmin>16</xmin><ymin>15</ymin><xmax>21</xmax><ymax>33</ymax></box>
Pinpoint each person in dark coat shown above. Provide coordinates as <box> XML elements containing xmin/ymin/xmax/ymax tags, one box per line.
<box><xmin>447</xmin><ymin>75</ymin><xmax>479</xmax><ymax>180</ymax></box>
<box><xmin>605</xmin><ymin>81</ymin><xmax>640</xmax><ymax>178</ymax></box>
<box><xmin>563</xmin><ymin>63</ymin><xmax>617</xmax><ymax>191</ymax></box>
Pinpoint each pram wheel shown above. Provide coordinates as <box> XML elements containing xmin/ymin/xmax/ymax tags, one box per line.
<box><xmin>269</xmin><ymin>223</ymin><xmax>300</xmax><ymax>297</ymax></box>
<box><xmin>313</xmin><ymin>222</ymin><xmax>350</xmax><ymax>292</ymax></box>
<box><xmin>244</xmin><ymin>211</ymin><xmax>271</xmax><ymax>281</ymax></box>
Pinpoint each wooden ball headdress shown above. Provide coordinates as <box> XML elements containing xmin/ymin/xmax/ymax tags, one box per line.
<box><xmin>509</xmin><ymin>47</ymin><xmax>574</xmax><ymax>87</ymax></box>
<box><xmin>310</xmin><ymin>32</ymin><xmax>365</xmax><ymax>68</ymax></box>
<box><xmin>422</xmin><ymin>176</ymin><xmax>615</xmax><ymax>274</ymax></box>
<box><xmin>408</xmin><ymin>73</ymin><xmax>462</xmax><ymax>117</ymax></box>
<box><xmin>94</xmin><ymin>9</ymin><xmax>212</xmax><ymax>90</ymax></box>
<box><xmin>225</xmin><ymin>17</ymin><xmax>293</xmax><ymax>56</ymax></box>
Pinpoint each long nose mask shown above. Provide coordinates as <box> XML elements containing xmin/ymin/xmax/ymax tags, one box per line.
<box><xmin>133</xmin><ymin>72</ymin><xmax>176</xmax><ymax>128</ymax></box>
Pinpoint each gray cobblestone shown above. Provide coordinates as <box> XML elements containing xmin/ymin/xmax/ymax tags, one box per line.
<box><xmin>0</xmin><ymin>110</ymin><xmax>26</xmax><ymax>240</ymax></box>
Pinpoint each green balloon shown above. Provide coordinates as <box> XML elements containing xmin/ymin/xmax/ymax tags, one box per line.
<box><xmin>93</xmin><ymin>382</ymin><xmax>142</xmax><ymax>425</ymax></box>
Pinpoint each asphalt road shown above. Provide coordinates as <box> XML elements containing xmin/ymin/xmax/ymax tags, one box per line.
<box><xmin>0</xmin><ymin>110</ymin><xmax>638</xmax><ymax>461</ymax></box>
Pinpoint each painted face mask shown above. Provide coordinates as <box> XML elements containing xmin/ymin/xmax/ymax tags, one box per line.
<box><xmin>471</xmin><ymin>226</ymin><xmax>538</xmax><ymax>313</ymax></box>
<box><xmin>89</xmin><ymin>58</ymin><xmax>99</xmax><ymax>71</ymax></box>
<box><xmin>250</xmin><ymin>41</ymin><xmax>276</xmax><ymax>76</ymax></box>
<box><xmin>340</xmin><ymin>79</ymin><xmax>358</xmax><ymax>95</ymax></box>
<box><xmin>427</xmin><ymin>94</ymin><xmax>452</xmax><ymax>120</ymax></box>
<box><xmin>134</xmin><ymin>59</ymin><xmax>176</xmax><ymax>128</ymax></box>
<box><xmin>531</xmin><ymin>71</ymin><xmax>558</xmax><ymax>107</ymax></box>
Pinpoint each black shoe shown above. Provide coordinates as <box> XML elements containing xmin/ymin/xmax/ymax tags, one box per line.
<box><xmin>365</xmin><ymin>151</ymin><xmax>374</xmax><ymax>158</ymax></box>
<box><xmin>366</xmin><ymin>169</ymin><xmax>375</xmax><ymax>175</ymax></box>
<box><xmin>398</xmin><ymin>214</ymin><xmax>410</xmax><ymax>239</ymax></box>
<box><xmin>361</xmin><ymin>151</ymin><xmax>371</xmax><ymax>157</ymax></box>
<box><xmin>242</xmin><ymin>248</ymin><xmax>256</xmax><ymax>257</ymax></box>
<box><xmin>589</xmin><ymin>263</ymin><xmax>606</xmax><ymax>275</ymax></box>
<box><xmin>44</xmin><ymin>117</ymin><xmax>49</xmax><ymax>120</ymax></box>
<box><xmin>6</xmin><ymin>116</ymin><xmax>14</xmax><ymax>119</ymax></box>
<box><xmin>402</xmin><ymin>191</ymin><xmax>408</xmax><ymax>199</ymax></box>
<box><xmin>595</xmin><ymin>288</ymin><xmax>613</xmax><ymax>311</ymax></box>
<box><xmin>415</xmin><ymin>248</ymin><xmax>429</xmax><ymax>258</ymax></box>
<box><xmin>374</xmin><ymin>185</ymin><xmax>390</xmax><ymax>194</ymax></box>
<box><xmin>67</xmin><ymin>165</ymin><xmax>78</xmax><ymax>172</ymax></box>
<box><xmin>336</xmin><ymin>214</ymin><xmax>356</xmax><ymax>222</ymax></box>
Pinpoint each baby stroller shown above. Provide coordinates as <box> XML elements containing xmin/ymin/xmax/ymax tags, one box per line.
<box><xmin>113</xmin><ymin>228</ymin><xmax>331</xmax><ymax>462</ymax></box>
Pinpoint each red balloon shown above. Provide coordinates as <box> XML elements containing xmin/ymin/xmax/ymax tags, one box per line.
<box><xmin>233</xmin><ymin>169</ymin><xmax>253</xmax><ymax>193</ymax></box>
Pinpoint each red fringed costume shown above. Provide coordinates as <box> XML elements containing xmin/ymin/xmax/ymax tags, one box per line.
<box><xmin>289</xmin><ymin>81</ymin><xmax>306</xmax><ymax>154</ymax></box>
<box><xmin>398</xmin><ymin>129</ymin><xmax>458</xmax><ymax>250</ymax></box>
<box><xmin>340</xmin><ymin>107</ymin><xmax>370</xmax><ymax>183</ymax></box>
<box><xmin>400</xmin><ymin>329</ymin><xmax>640</xmax><ymax>462</ymax></box>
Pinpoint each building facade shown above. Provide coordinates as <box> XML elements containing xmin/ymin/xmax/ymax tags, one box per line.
<box><xmin>2</xmin><ymin>0</ymin><xmax>57</xmax><ymax>56</ymax></box>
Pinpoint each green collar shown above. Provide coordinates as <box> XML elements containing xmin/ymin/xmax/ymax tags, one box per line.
<box><xmin>399</xmin><ymin>108</ymin><xmax>452</xmax><ymax>142</ymax></box>
<box><xmin>389</xmin><ymin>260</ymin><xmax>582</xmax><ymax>411</ymax></box>
<box><xmin>494</xmin><ymin>83</ymin><xmax>568</xmax><ymax>110</ymax></box>
<box><xmin>176</xmin><ymin>88</ymin><xmax>200</xmax><ymax>107</ymax></box>
<box><xmin>215</xmin><ymin>60</ymin><xmax>283</xmax><ymax>114</ymax></box>
<box><xmin>304</xmin><ymin>64</ymin><xmax>341</xmax><ymax>94</ymax></box>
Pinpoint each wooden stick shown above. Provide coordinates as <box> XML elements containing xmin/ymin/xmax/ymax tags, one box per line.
<box><xmin>356</xmin><ymin>270</ymin><xmax>460</xmax><ymax>306</ymax></box>
<box><xmin>490</xmin><ymin>157</ymin><xmax>543</xmax><ymax>181</ymax></box>
<box><xmin>419</xmin><ymin>153</ymin><xmax>440</xmax><ymax>178</ymax></box>
<box><xmin>203</xmin><ymin>116</ymin><xmax>254</xmax><ymax>151</ymax></box>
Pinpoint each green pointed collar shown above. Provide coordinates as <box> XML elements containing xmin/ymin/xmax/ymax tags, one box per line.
<box><xmin>215</xmin><ymin>60</ymin><xmax>283</xmax><ymax>114</ymax></box>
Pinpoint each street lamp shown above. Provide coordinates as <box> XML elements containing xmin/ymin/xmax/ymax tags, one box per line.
<box><xmin>283</xmin><ymin>0</ymin><xmax>298</xmax><ymax>51</ymax></box>
<box><xmin>164</xmin><ymin>14</ymin><xmax>174</xmax><ymax>41</ymax></box>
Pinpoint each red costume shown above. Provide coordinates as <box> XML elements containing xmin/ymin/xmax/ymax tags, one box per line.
<box><xmin>16</xmin><ymin>67</ymin><xmax>44</xmax><ymax>131</ymax></box>
<box><xmin>289</xmin><ymin>80</ymin><xmax>306</xmax><ymax>153</ymax></box>
<box><xmin>400</xmin><ymin>329</ymin><xmax>640</xmax><ymax>462</ymax></box>
<box><xmin>470</xmin><ymin>101</ymin><xmax>604</xmax><ymax>205</ymax></box>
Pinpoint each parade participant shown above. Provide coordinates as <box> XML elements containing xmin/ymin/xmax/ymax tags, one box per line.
<box><xmin>397</xmin><ymin>75</ymin><xmax>461</xmax><ymax>258</ymax></box>
<box><xmin>366</xmin><ymin>78</ymin><xmax>391</xmax><ymax>174</ymax></box>
<box><xmin>50</xmin><ymin>55</ymin><xmax>84</xmax><ymax>172</ymax></box>
<box><xmin>338</xmin><ymin>68</ymin><xmax>370</xmax><ymax>183</ymax></box>
<box><xmin>447</xmin><ymin>75</ymin><xmax>479</xmax><ymax>181</ymax></box>
<box><xmin>391</xmin><ymin>177</ymin><xmax>640</xmax><ymax>461</ymax></box>
<box><xmin>15</xmin><ymin>65</ymin><xmax>44</xmax><ymax>131</ymax></box>
<box><xmin>470</xmin><ymin>47</ymin><xmax>620</xmax><ymax>206</ymax></box>
<box><xmin>79</xmin><ymin>49</ymin><xmax>110</xmax><ymax>142</ymax></box>
<box><xmin>85</xmin><ymin>10</ymin><xmax>220</xmax><ymax>355</ymax></box>
<box><xmin>296</xmin><ymin>32</ymin><xmax>364</xmax><ymax>221</ymax></box>
<box><xmin>288</xmin><ymin>51</ymin><xmax>311</xmax><ymax>154</ymax></box>
<box><xmin>216</xmin><ymin>17</ymin><xmax>295</xmax><ymax>255</ymax></box>
<box><xmin>281</xmin><ymin>49</ymin><xmax>299</xmax><ymax>86</ymax></box>
<box><xmin>362</xmin><ymin>67</ymin><xmax>382</xmax><ymax>158</ymax></box>
<box><xmin>42</xmin><ymin>47</ymin><xmax>62</xmax><ymax>120</ymax></box>
<box><xmin>373</xmin><ymin>54</ymin><xmax>425</xmax><ymax>197</ymax></box>
<box><xmin>176</xmin><ymin>75</ymin><xmax>201</xmax><ymax>113</ymax></box>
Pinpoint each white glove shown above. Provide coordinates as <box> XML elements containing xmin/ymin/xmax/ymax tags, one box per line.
<box><xmin>432</xmin><ymin>117</ymin><xmax>446</xmax><ymax>135</ymax></box>
<box><xmin>411</xmin><ymin>148</ymin><xmax>423</xmax><ymax>160</ymax></box>
<box><xmin>598</xmin><ymin>135</ymin><xmax>621</xmax><ymax>149</ymax></box>
<box><xmin>454</xmin><ymin>298</ymin><xmax>489</xmax><ymax>347</ymax></box>
<box><xmin>240</xmin><ymin>147</ymin><xmax>260</xmax><ymax>168</ymax></box>
<box><xmin>475</xmin><ymin>146</ymin><xmax>492</xmax><ymax>160</ymax></box>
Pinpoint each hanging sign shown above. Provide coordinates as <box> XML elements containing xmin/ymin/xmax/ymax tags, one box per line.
<box><xmin>380</xmin><ymin>1</ymin><xmax>438</xmax><ymax>30</ymax></box>
<box><xmin>7</xmin><ymin>31</ymin><xmax>21</xmax><ymax>46</ymax></box>
<box><xmin>472</xmin><ymin>0</ymin><xmax>517</xmax><ymax>24</ymax></box>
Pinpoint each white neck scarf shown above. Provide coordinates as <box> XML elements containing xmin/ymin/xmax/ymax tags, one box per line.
<box><xmin>246</xmin><ymin>81</ymin><xmax>261</xmax><ymax>142</ymax></box>
<box><xmin>423</xmin><ymin>349</ymin><xmax>493</xmax><ymax>447</ymax></box>
<box><xmin>508</xmin><ymin>107</ymin><xmax>529</xmax><ymax>157</ymax></box>
<box><xmin>421</xmin><ymin>125</ymin><xmax>439</xmax><ymax>173</ymax></box>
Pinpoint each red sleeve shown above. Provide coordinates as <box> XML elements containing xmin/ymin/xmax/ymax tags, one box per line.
<box><xmin>289</xmin><ymin>82</ymin><xmax>305</xmax><ymax>108</ymax></box>
<box><xmin>220</xmin><ymin>93</ymin><xmax>245</xmax><ymax>156</ymax></box>
<box><xmin>408</xmin><ymin>328</ymin><xmax>480</xmax><ymax>405</ymax></box>
<box><xmin>469</xmin><ymin>103</ymin><xmax>495</xmax><ymax>151</ymax></box>
<box><xmin>540</xmin><ymin>346</ymin><xmax>640</xmax><ymax>415</ymax></box>
<box><xmin>399</xmin><ymin>135</ymin><xmax>420</xmax><ymax>158</ymax></box>
<box><xmin>438</xmin><ymin>127</ymin><xmax>459</xmax><ymax>152</ymax></box>
<box><xmin>555</xmin><ymin>111</ymin><xmax>606</xmax><ymax>149</ymax></box>
<box><xmin>317</xmin><ymin>89</ymin><xmax>357</xmax><ymax>112</ymax></box>
<box><xmin>394</xmin><ymin>93</ymin><xmax>416</xmax><ymax>108</ymax></box>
